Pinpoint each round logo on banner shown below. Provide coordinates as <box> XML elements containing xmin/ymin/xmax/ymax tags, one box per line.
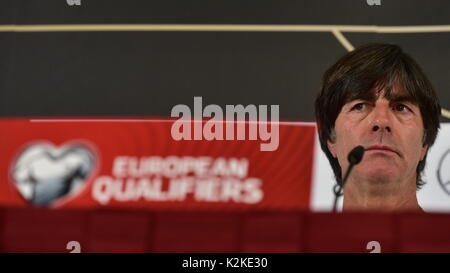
<box><xmin>437</xmin><ymin>148</ymin><xmax>450</xmax><ymax>196</ymax></box>
<box><xmin>10</xmin><ymin>141</ymin><xmax>97</xmax><ymax>207</ymax></box>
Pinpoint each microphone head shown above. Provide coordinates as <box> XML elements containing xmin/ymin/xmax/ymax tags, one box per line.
<box><xmin>348</xmin><ymin>145</ymin><xmax>365</xmax><ymax>165</ymax></box>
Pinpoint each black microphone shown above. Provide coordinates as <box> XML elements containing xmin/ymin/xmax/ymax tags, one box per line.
<box><xmin>332</xmin><ymin>145</ymin><xmax>365</xmax><ymax>212</ymax></box>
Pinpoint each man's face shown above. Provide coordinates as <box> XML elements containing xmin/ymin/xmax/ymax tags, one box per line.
<box><xmin>327</xmin><ymin>84</ymin><xmax>428</xmax><ymax>187</ymax></box>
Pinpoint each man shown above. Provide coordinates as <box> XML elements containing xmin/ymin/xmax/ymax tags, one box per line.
<box><xmin>315</xmin><ymin>43</ymin><xmax>441</xmax><ymax>211</ymax></box>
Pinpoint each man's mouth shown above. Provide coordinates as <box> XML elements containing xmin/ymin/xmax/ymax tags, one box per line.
<box><xmin>365</xmin><ymin>145</ymin><xmax>400</xmax><ymax>156</ymax></box>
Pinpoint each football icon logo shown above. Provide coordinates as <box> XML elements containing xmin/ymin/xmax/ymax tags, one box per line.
<box><xmin>11</xmin><ymin>142</ymin><xmax>96</xmax><ymax>206</ymax></box>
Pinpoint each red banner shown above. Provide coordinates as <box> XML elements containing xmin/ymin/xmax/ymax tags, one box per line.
<box><xmin>0</xmin><ymin>118</ymin><xmax>316</xmax><ymax>211</ymax></box>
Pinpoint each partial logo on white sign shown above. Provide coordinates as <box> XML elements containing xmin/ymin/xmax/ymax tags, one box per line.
<box><xmin>437</xmin><ymin>149</ymin><xmax>450</xmax><ymax>195</ymax></box>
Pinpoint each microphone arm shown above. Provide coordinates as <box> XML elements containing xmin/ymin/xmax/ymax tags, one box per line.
<box><xmin>332</xmin><ymin>145</ymin><xmax>365</xmax><ymax>212</ymax></box>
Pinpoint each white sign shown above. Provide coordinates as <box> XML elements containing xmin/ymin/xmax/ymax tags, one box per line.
<box><xmin>311</xmin><ymin>123</ymin><xmax>450</xmax><ymax>212</ymax></box>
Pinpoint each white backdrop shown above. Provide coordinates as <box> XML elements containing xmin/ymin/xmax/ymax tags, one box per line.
<box><xmin>311</xmin><ymin>123</ymin><xmax>450</xmax><ymax>212</ymax></box>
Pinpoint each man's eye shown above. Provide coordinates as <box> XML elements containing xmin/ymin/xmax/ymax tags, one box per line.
<box><xmin>394</xmin><ymin>104</ymin><xmax>410</xmax><ymax>112</ymax></box>
<box><xmin>351</xmin><ymin>103</ymin><xmax>366</xmax><ymax>111</ymax></box>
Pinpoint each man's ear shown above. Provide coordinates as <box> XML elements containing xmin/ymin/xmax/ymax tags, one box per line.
<box><xmin>327</xmin><ymin>129</ymin><xmax>337</xmax><ymax>158</ymax></box>
<box><xmin>327</xmin><ymin>139</ymin><xmax>337</xmax><ymax>158</ymax></box>
<box><xmin>420</xmin><ymin>132</ymin><xmax>428</xmax><ymax>161</ymax></box>
<box><xmin>420</xmin><ymin>144</ymin><xmax>428</xmax><ymax>161</ymax></box>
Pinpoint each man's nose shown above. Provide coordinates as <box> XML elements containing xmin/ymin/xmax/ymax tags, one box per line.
<box><xmin>370</xmin><ymin>104</ymin><xmax>392</xmax><ymax>133</ymax></box>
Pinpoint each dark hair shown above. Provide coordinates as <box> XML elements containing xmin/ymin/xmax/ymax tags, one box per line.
<box><xmin>315</xmin><ymin>43</ymin><xmax>441</xmax><ymax>189</ymax></box>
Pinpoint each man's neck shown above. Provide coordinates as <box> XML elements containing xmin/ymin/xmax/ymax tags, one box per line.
<box><xmin>342</xmin><ymin>178</ymin><xmax>423</xmax><ymax>212</ymax></box>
